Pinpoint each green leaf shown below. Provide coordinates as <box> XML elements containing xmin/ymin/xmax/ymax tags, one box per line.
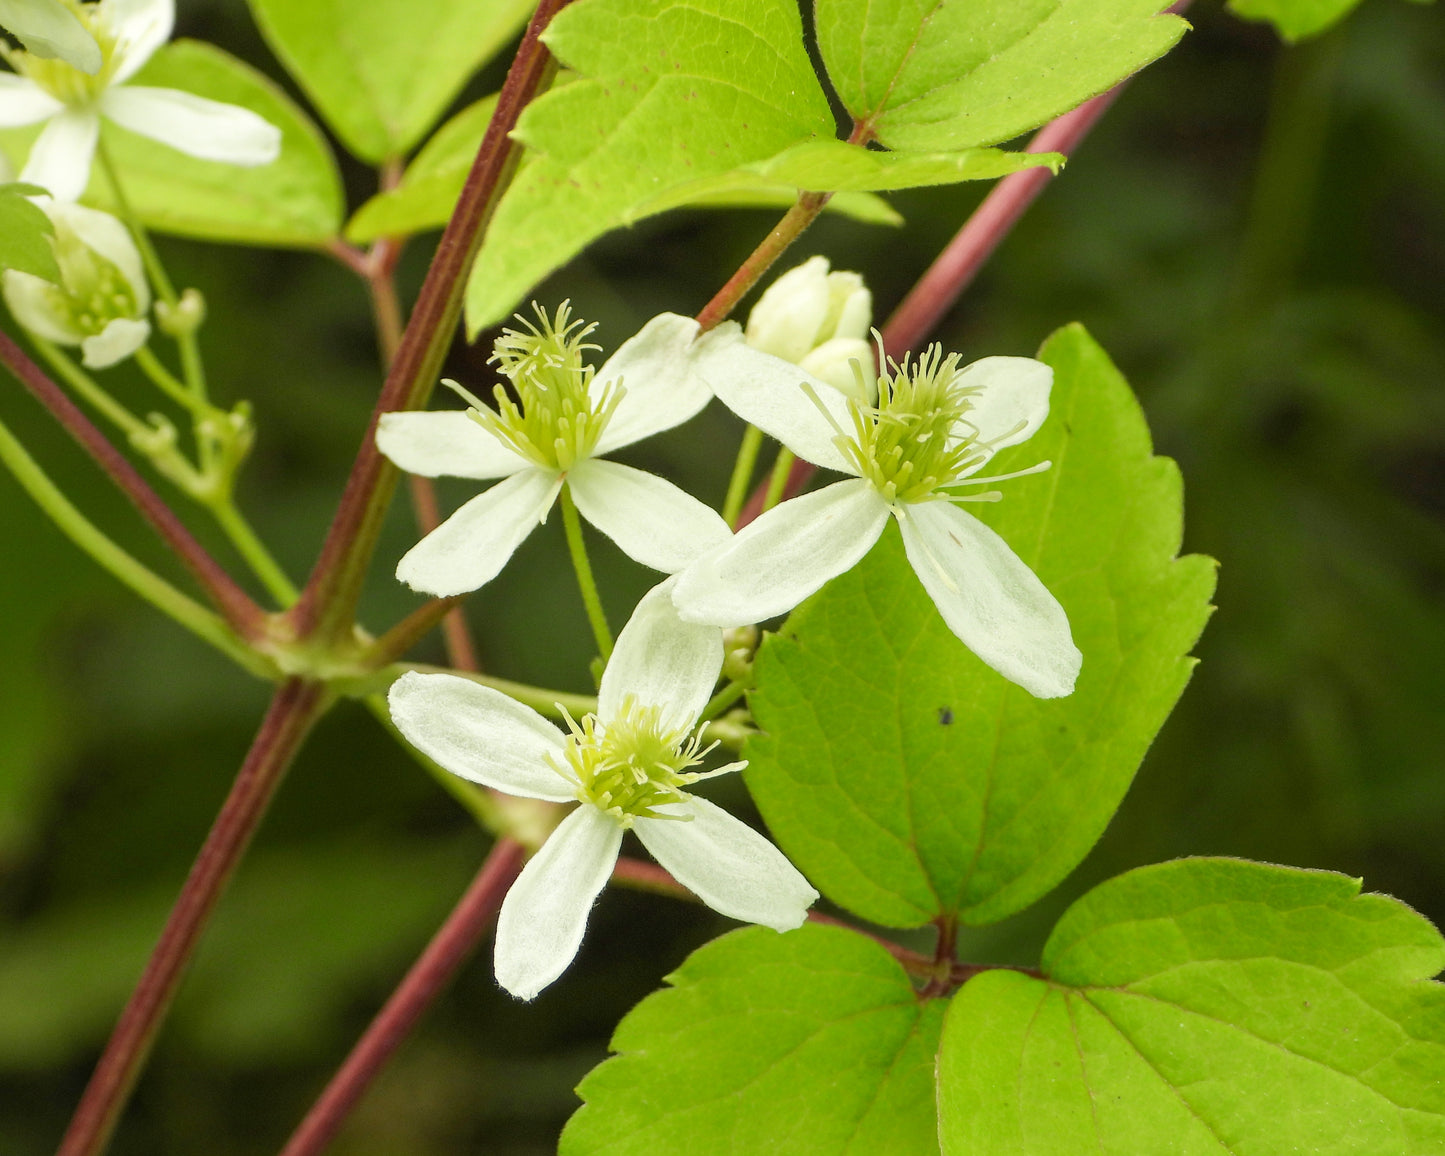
<box><xmin>745</xmin><ymin>324</ymin><xmax>1217</xmax><ymax>929</ymax></box>
<box><xmin>745</xmin><ymin>139</ymin><xmax>1061</xmax><ymax>193</ymax></box>
<box><xmin>463</xmin><ymin>0</ymin><xmax>836</xmax><ymax>334</ymax></box>
<box><xmin>1227</xmin><ymin>0</ymin><xmax>1375</xmax><ymax>40</ymax></box>
<box><xmin>0</xmin><ymin>182</ymin><xmax>59</xmax><ymax>281</ymax></box>
<box><xmin>346</xmin><ymin>95</ymin><xmax>903</xmax><ymax>242</ymax></box>
<box><xmin>814</xmin><ymin>0</ymin><xmax>1189</xmax><ymax>151</ymax></box>
<box><xmin>937</xmin><ymin>858</ymin><xmax>1445</xmax><ymax>1154</ymax></box>
<box><xmin>562</xmin><ymin>923</ymin><xmax>945</xmax><ymax>1155</ymax></box>
<box><xmin>0</xmin><ymin>41</ymin><xmax>345</xmax><ymax>246</ymax></box>
<box><xmin>246</xmin><ymin>0</ymin><xmax>531</xmax><ymax>164</ymax></box>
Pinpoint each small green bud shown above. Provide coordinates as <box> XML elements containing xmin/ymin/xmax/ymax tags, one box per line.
<box><xmin>155</xmin><ymin>287</ymin><xmax>206</xmax><ymax>337</ymax></box>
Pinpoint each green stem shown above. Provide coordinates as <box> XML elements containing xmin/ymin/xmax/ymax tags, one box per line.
<box><xmin>32</xmin><ymin>338</ymin><xmax>149</xmax><ymax>440</ymax></box>
<box><xmin>559</xmin><ymin>483</ymin><xmax>613</xmax><ymax>661</ymax></box>
<box><xmin>700</xmin><ymin>678</ymin><xmax>748</xmax><ymax>723</ymax></box>
<box><xmin>0</xmin><ymin>414</ymin><xmax>269</xmax><ymax>677</ymax></box>
<box><xmin>761</xmin><ymin>447</ymin><xmax>795</xmax><ymax>514</ymax></box>
<box><xmin>722</xmin><ymin>424</ymin><xmax>764</xmax><ymax>528</ymax></box>
<box><xmin>133</xmin><ymin>345</ymin><xmax>203</xmax><ymax>415</ymax></box>
<box><xmin>209</xmin><ymin>498</ymin><xmax>299</xmax><ymax>607</ymax></box>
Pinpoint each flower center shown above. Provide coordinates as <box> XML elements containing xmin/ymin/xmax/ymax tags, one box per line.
<box><xmin>3</xmin><ymin>1</ymin><xmax>125</xmax><ymax>105</ymax></box>
<box><xmin>450</xmin><ymin>302</ymin><xmax>623</xmax><ymax>473</ymax></box>
<box><xmin>43</xmin><ymin>220</ymin><xmax>141</xmax><ymax>335</ymax></box>
<box><xmin>552</xmin><ymin>698</ymin><xmax>716</xmax><ymax>826</ymax></box>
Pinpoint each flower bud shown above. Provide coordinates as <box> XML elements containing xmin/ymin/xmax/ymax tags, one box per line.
<box><xmin>745</xmin><ymin>256</ymin><xmax>877</xmax><ymax>400</ymax></box>
<box><xmin>155</xmin><ymin>287</ymin><xmax>206</xmax><ymax>337</ymax></box>
<box><xmin>2</xmin><ymin>199</ymin><xmax>150</xmax><ymax>368</ymax></box>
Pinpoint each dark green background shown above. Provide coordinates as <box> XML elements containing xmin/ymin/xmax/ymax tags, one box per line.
<box><xmin>2</xmin><ymin>1</ymin><xmax>1442</xmax><ymax>1151</ymax></box>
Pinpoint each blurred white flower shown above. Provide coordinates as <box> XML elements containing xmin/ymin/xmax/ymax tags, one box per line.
<box><xmin>0</xmin><ymin>0</ymin><xmax>100</xmax><ymax>74</ymax></box>
<box><xmin>678</xmin><ymin>337</ymin><xmax>1082</xmax><ymax>699</ymax></box>
<box><xmin>746</xmin><ymin>255</ymin><xmax>876</xmax><ymax>400</ymax></box>
<box><xmin>377</xmin><ymin>305</ymin><xmax>733</xmax><ymax>597</ymax></box>
<box><xmin>388</xmin><ymin>580</ymin><xmax>818</xmax><ymax>1000</ymax></box>
<box><xmin>2</xmin><ymin>196</ymin><xmax>149</xmax><ymax>367</ymax></box>
<box><xmin>0</xmin><ymin>0</ymin><xmax>280</xmax><ymax>201</ymax></box>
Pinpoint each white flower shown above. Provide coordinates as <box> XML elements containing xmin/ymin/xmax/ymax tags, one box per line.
<box><xmin>0</xmin><ymin>0</ymin><xmax>101</xmax><ymax>74</ymax></box>
<box><xmin>2</xmin><ymin>196</ymin><xmax>149</xmax><ymax>366</ymax></box>
<box><xmin>388</xmin><ymin>580</ymin><xmax>818</xmax><ymax>1000</ymax></box>
<box><xmin>377</xmin><ymin>305</ymin><xmax>735</xmax><ymax>597</ymax></box>
<box><xmin>746</xmin><ymin>255</ymin><xmax>876</xmax><ymax>400</ymax></box>
<box><xmin>675</xmin><ymin>337</ymin><xmax>1082</xmax><ymax>699</ymax></box>
<box><xmin>0</xmin><ymin>0</ymin><xmax>281</xmax><ymax>202</ymax></box>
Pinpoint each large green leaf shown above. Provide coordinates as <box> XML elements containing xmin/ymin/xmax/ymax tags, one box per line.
<box><xmin>814</xmin><ymin>0</ymin><xmax>1189</xmax><ymax>151</ymax></box>
<box><xmin>246</xmin><ymin>0</ymin><xmax>531</xmax><ymax>164</ymax></box>
<box><xmin>0</xmin><ymin>182</ymin><xmax>59</xmax><ymax>281</ymax></box>
<box><xmin>562</xmin><ymin>923</ymin><xmax>945</xmax><ymax>1155</ymax></box>
<box><xmin>1224</xmin><ymin>0</ymin><xmax>1428</xmax><ymax>40</ymax></box>
<box><xmin>937</xmin><ymin>858</ymin><xmax>1445</xmax><ymax>1154</ymax></box>
<box><xmin>745</xmin><ymin>324</ymin><xmax>1216</xmax><ymax>929</ymax></box>
<box><xmin>463</xmin><ymin>0</ymin><xmax>836</xmax><ymax>334</ymax></box>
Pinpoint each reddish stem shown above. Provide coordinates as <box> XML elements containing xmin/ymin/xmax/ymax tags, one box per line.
<box><xmin>695</xmin><ymin>192</ymin><xmax>831</xmax><ymax>333</ymax></box>
<box><xmin>56</xmin><ymin>679</ymin><xmax>330</xmax><ymax>1156</ymax></box>
<box><xmin>277</xmin><ymin>838</ymin><xmax>525</xmax><ymax>1156</ymax></box>
<box><xmin>0</xmin><ymin>332</ymin><xmax>265</xmax><ymax>637</ymax></box>
<box><xmin>290</xmin><ymin>0</ymin><xmax>572</xmax><ymax>645</ymax></box>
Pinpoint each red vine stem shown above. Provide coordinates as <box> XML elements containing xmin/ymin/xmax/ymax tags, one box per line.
<box><xmin>55</xmin><ymin>678</ymin><xmax>331</xmax><ymax>1156</ymax></box>
<box><xmin>0</xmin><ymin>331</ymin><xmax>265</xmax><ymax>637</ymax></box>
<box><xmin>277</xmin><ymin>838</ymin><xmax>525</xmax><ymax>1156</ymax></box>
<box><xmin>289</xmin><ymin>0</ymin><xmax>573</xmax><ymax>646</ymax></box>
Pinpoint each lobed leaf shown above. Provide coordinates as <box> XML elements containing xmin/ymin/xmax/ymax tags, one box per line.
<box><xmin>937</xmin><ymin>857</ymin><xmax>1445</xmax><ymax>1154</ymax></box>
<box><xmin>745</xmin><ymin>324</ymin><xmax>1216</xmax><ymax>929</ymax></box>
<box><xmin>0</xmin><ymin>182</ymin><xmax>59</xmax><ymax>281</ymax></box>
<box><xmin>562</xmin><ymin>923</ymin><xmax>945</xmax><ymax>1155</ymax></box>
<box><xmin>246</xmin><ymin>0</ymin><xmax>533</xmax><ymax>163</ymax></box>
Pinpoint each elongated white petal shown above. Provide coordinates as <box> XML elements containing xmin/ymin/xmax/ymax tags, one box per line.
<box><xmin>0</xmin><ymin>75</ymin><xmax>64</xmax><ymax>126</ymax></box>
<box><xmin>953</xmin><ymin>356</ymin><xmax>1052</xmax><ymax>465</ymax></box>
<box><xmin>81</xmin><ymin>317</ymin><xmax>148</xmax><ymax>367</ymax></box>
<box><xmin>395</xmin><ymin>467</ymin><xmax>559</xmax><ymax>596</ymax></box>
<box><xmin>102</xmin><ymin>87</ymin><xmax>281</xmax><ymax>166</ymax></box>
<box><xmin>106</xmin><ymin>0</ymin><xmax>174</xmax><ymax>83</ymax></box>
<box><xmin>592</xmin><ymin>313</ymin><xmax>711</xmax><ymax>455</ymax></box>
<box><xmin>0</xmin><ymin>0</ymin><xmax>101</xmax><ymax>72</ymax></box>
<box><xmin>673</xmin><ymin>478</ymin><xmax>889</xmax><ymax>628</ymax></box>
<box><xmin>599</xmin><ymin>577</ymin><xmax>722</xmax><ymax>734</ymax></box>
<box><xmin>19</xmin><ymin>107</ymin><xmax>98</xmax><ymax>200</ymax></box>
<box><xmin>494</xmin><ymin>806</ymin><xmax>622</xmax><ymax>1000</ymax></box>
<box><xmin>52</xmin><ymin>200</ymin><xmax>149</xmax><ymax>308</ymax></box>
<box><xmin>376</xmin><ymin>410</ymin><xmax>531</xmax><ymax>480</ymax></box>
<box><xmin>567</xmin><ymin>458</ymin><xmax>731</xmax><ymax>575</ymax></box>
<box><xmin>691</xmin><ymin>322</ymin><xmax>856</xmax><ymax>475</ymax></box>
<box><xmin>2</xmin><ymin>269</ymin><xmax>83</xmax><ymax>343</ymax></box>
<box><xmin>897</xmin><ymin>500</ymin><xmax>1080</xmax><ymax>699</ymax></box>
<box><xmin>387</xmin><ymin>671</ymin><xmax>576</xmax><ymax>802</ymax></box>
<box><xmin>635</xmin><ymin>798</ymin><xmax>817</xmax><ymax>931</ymax></box>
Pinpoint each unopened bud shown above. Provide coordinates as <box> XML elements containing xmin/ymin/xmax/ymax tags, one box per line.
<box><xmin>745</xmin><ymin>256</ymin><xmax>877</xmax><ymax>399</ymax></box>
<box><xmin>155</xmin><ymin>287</ymin><xmax>206</xmax><ymax>337</ymax></box>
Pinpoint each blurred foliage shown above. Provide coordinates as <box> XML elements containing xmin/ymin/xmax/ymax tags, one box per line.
<box><xmin>1</xmin><ymin>0</ymin><xmax>1442</xmax><ymax>1152</ymax></box>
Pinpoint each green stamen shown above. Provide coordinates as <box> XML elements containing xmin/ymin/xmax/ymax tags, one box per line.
<box><xmin>4</xmin><ymin>1</ymin><xmax>124</xmax><ymax>104</ymax></box>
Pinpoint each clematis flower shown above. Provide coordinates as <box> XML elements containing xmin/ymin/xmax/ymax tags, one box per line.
<box><xmin>388</xmin><ymin>580</ymin><xmax>818</xmax><ymax>1000</ymax></box>
<box><xmin>0</xmin><ymin>0</ymin><xmax>281</xmax><ymax>202</ymax></box>
<box><xmin>2</xmin><ymin>196</ymin><xmax>149</xmax><ymax>366</ymax></box>
<box><xmin>746</xmin><ymin>255</ymin><xmax>876</xmax><ymax>400</ymax></box>
<box><xmin>675</xmin><ymin>337</ymin><xmax>1082</xmax><ymax>699</ymax></box>
<box><xmin>0</xmin><ymin>0</ymin><xmax>101</xmax><ymax>74</ymax></box>
<box><xmin>377</xmin><ymin>304</ymin><xmax>734</xmax><ymax>597</ymax></box>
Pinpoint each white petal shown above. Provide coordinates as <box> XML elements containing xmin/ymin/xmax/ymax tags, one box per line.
<box><xmin>19</xmin><ymin>108</ymin><xmax>99</xmax><ymax>201</ymax></box>
<box><xmin>954</xmin><ymin>356</ymin><xmax>1052</xmax><ymax>464</ymax></box>
<box><xmin>0</xmin><ymin>0</ymin><xmax>102</xmax><ymax>73</ymax></box>
<box><xmin>494</xmin><ymin>806</ymin><xmax>622</xmax><ymax>1000</ymax></box>
<box><xmin>591</xmin><ymin>313</ymin><xmax>711</xmax><ymax>455</ymax></box>
<box><xmin>2</xmin><ymin>269</ymin><xmax>84</xmax><ymax>344</ymax></box>
<box><xmin>567</xmin><ymin>458</ymin><xmax>731</xmax><ymax>574</ymax></box>
<box><xmin>395</xmin><ymin>467</ymin><xmax>559</xmax><ymax>597</ymax></box>
<box><xmin>0</xmin><ymin>74</ymin><xmax>64</xmax><ymax>126</ymax></box>
<box><xmin>376</xmin><ymin>410</ymin><xmax>531</xmax><ymax>480</ymax></box>
<box><xmin>898</xmin><ymin>500</ymin><xmax>1080</xmax><ymax>699</ymax></box>
<box><xmin>105</xmin><ymin>0</ymin><xmax>174</xmax><ymax>84</ymax></box>
<box><xmin>599</xmin><ymin>576</ymin><xmax>723</xmax><ymax>734</ymax></box>
<box><xmin>744</xmin><ymin>255</ymin><xmax>829</xmax><ymax>363</ymax></box>
<box><xmin>635</xmin><ymin>797</ymin><xmax>817</xmax><ymax>931</ymax></box>
<box><xmin>691</xmin><ymin>322</ymin><xmax>856</xmax><ymax>475</ymax></box>
<box><xmin>49</xmin><ymin>200</ymin><xmax>149</xmax><ymax>307</ymax></box>
<box><xmin>387</xmin><ymin>671</ymin><xmax>575</xmax><ymax>802</ymax></box>
<box><xmin>80</xmin><ymin>317</ymin><xmax>148</xmax><ymax>367</ymax></box>
<box><xmin>672</xmin><ymin>478</ymin><xmax>889</xmax><ymax>628</ymax></box>
<box><xmin>101</xmin><ymin>87</ymin><xmax>280</xmax><ymax>167</ymax></box>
